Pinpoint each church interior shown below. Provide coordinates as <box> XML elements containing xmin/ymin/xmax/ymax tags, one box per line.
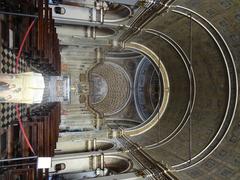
<box><xmin>0</xmin><ymin>0</ymin><xmax>240</xmax><ymax>179</ymax></box>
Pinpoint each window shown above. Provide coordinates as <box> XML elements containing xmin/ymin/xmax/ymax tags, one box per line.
<box><xmin>49</xmin><ymin>0</ymin><xmax>61</xmax><ymax>5</ymax></box>
<box><xmin>54</xmin><ymin>7</ymin><xmax>66</xmax><ymax>15</ymax></box>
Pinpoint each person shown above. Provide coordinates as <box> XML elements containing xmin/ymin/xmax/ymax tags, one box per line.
<box><xmin>0</xmin><ymin>72</ymin><xmax>45</xmax><ymax>104</ymax></box>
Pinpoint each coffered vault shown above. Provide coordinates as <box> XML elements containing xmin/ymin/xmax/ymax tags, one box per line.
<box><xmin>56</xmin><ymin>0</ymin><xmax>240</xmax><ymax>179</ymax></box>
